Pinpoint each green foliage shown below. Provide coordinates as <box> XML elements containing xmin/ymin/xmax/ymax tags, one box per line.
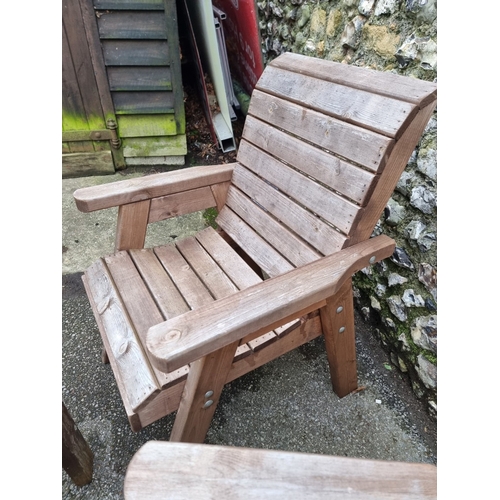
<box><xmin>203</xmin><ymin>207</ymin><xmax>218</xmax><ymax>229</ymax></box>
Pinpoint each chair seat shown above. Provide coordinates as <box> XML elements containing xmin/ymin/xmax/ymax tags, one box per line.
<box><xmin>82</xmin><ymin>226</ymin><xmax>306</xmax><ymax>430</ymax></box>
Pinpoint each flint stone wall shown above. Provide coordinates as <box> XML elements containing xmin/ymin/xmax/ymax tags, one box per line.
<box><xmin>256</xmin><ymin>0</ymin><xmax>438</xmax><ymax>418</ymax></box>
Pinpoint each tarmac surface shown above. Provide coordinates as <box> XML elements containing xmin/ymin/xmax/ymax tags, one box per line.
<box><xmin>62</xmin><ymin>168</ymin><xmax>437</xmax><ymax>499</ymax></box>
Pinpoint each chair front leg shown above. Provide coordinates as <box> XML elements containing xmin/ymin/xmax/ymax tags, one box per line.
<box><xmin>320</xmin><ymin>278</ymin><xmax>358</xmax><ymax>398</ymax></box>
<box><xmin>169</xmin><ymin>340</ymin><xmax>240</xmax><ymax>443</ymax></box>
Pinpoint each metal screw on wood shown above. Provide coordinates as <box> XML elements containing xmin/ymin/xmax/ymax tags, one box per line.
<box><xmin>339</xmin><ymin>327</ymin><xmax>345</xmax><ymax>333</ymax></box>
<box><xmin>205</xmin><ymin>391</ymin><xmax>214</xmax><ymax>398</ymax></box>
<box><xmin>203</xmin><ymin>400</ymin><xmax>214</xmax><ymax>409</ymax></box>
<box><xmin>336</xmin><ymin>306</ymin><xmax>343</xmax><ymax>313</ymax></box>
<box><xmin>369</xmin><ymin>256</ymin><xmax>376</xmax><ymax>264</ymax></box>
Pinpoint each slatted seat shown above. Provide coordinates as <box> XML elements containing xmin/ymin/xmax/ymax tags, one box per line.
<box><xmin>74</xmin><ymin>53</ymin><xmax>437</xmax><ymax>440</ymax></box>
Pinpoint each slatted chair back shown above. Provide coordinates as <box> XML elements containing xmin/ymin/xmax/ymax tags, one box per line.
<box><xmin>216</xmin><ymin>53</ymin><xmax>437</xmax><ymax>279</ymax></box>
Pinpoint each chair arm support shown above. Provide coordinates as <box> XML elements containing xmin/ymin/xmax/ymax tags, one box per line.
<box><xmin>146</xmin><ymin>235</ymin><xmax>395</xmax><ymax>373</ymax></box>
<box><xmin>73</xmin><ymin>163</ymin><xmax>235</xmax><ymax>213</ymax></box>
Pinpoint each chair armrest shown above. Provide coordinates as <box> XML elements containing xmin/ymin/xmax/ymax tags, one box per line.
<box><xmin>73</xmin><ymin>163</ymin><xmax>235</xmax><ymax>213</ymax></box>
<box><xmin>124</xmin><ymin>441</ymin><xmax>437</xmax><ymax>499</ymax></box>
<box><xmin>146</xmin><ymin>235</ymin><xmax>395</xmax><ymax>373</ymax></box>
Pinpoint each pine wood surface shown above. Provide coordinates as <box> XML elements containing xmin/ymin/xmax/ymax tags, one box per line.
<box><xmin>124</xmin><ymin>441</ymin><xmax>437</xmax><ymax>500</ymax></box>
<box><xmin>271</xmin><ymin>52</ymin><xmax>437</xmax><ymax>107</ymax></box>
<box><xmin>236</xmin><ymin>140</ymin><xmax>362</xmax><ymax>234</ymax></box>
<box><xmin>84</xmin><ymin>226</ymin><xmax>302</xmax><ymax>421</ymax></box>
<box><xmin>242</xmin><ymin>115</ymin><xmax>377</xmax><ymax>205</ymax></box>
<box><xmin>75</xmin><ymin>53</ymin><xmax>437</xmax><ymax>438</ymax></box>
<box><xmin>148</xmin><ymin>186</ymin><xmax>216</xmax><ymax>223</ymax></box>
<box><xmin>256</xmin><ymin>65</ymin><xmax>417</xmax><ymax>139</ymax></box>
<box><xmin>146</xmin><ymin>234</ymin><xmax>395</xmax><ymax>373</ymax></box>
<box><xmin>115</xmin><ymin>200</ymin><xmax>150</xmax><ymax>250</ymax></box>
<box><xmin>230</xmin><ymin>165</ymin><xmax>348</xmax><ymax>254</ymax></box>
<box><xmin>73</xmin><ymin>163</ymin><xmax>235</xmax><ymax>212</ymax></box>
<box><xmin>247</xmin><ymin>89</ymin><xmax>394</xmax><ymax>171</ymax></box>
<box><xmin>320</xmin><ymin>279</ymin><xmax>358</xmax><ymax>397</ymax></box>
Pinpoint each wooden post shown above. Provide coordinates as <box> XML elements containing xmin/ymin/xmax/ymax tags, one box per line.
<box><xmin>170</xmin><ymin>341</ymin><xmax>239</xmax><ymax>443</ymax></box>
<box><xmin>320</xmin><ymin>278</ymin><xmax>358</xmax><ymax>397</ymax></box>
<box><xmin>62</xmin><ymin>402</ymin><xmax>94</xmax><ymax>486</ymax></box>
<box><xmin>115</xmin><ymin>200</ymin><xmax>151</xmax><ymax>251</ymax></box>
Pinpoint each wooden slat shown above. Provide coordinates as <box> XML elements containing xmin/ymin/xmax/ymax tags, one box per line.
<box><xmin>62</xmin><ymin>21</ymin><xmax>87</xmax><ymax>126</ymax></box>
<box><xmin>347</xmin><ymin>101</ymin><xmax>438</xmax><ymax>246</ymax></box>
<box><xmin>108</xmin><ymin>67</ymin><xmax>172</xmax><ymax>91</ymax></box>
<box><xmin>94</xmin><ymin>0</ymin><xmax>164</xmax><ymax>10</ymax></box>
<box><xmin>104</xmin><ymin>252</ymin><xmax>177</xmax><ymax>390</ymax></box>
<box><xmin>216</xmin><ymin>207</ymin><xmax>295</xmax><ymax>278</ymax></box>
<box><xmin>129</xmin><ymin>248</ymin><xmax>190</xmax><ymax>320</ymax></box>
<box><xmin>115</xmin><ymin>200</ymin><xmax>150</xmax><ymax>251</ymax></box>
<box><xmin>256</xmin><ymin>65</ymin><xmax>417</xmax><ymax>139</ymax></box>
<box><xmin>248</xmin><ymin>90</ymin><xmax>393</xmax><ymax>172</ymax></box>
<box><xmin>62</xmin><ymin>0</ymin><xmax>106</xmax><ymax>127</ymax></box>
<box><xmin>102</xmin><ymin>40</ymin><xmax>170</xmax><ymax>65</ymax></box>
<box><xmin>237</xmin><ymin>141</ymin><xmax>362</xmax><ymax>235</ymax></box>
<box><xmin>153</xmin><ymin>244</ymin><xmax>214</xmax><ymax>309</ymax></box>
<box><xmin>148</xmin><ymin>187</ymin><xmax>216</xmax><ymax>223</ymax></box>
<box><xmin>125</xmin><ymin>441</ymin><xmax>437</xmax><ymax>500</ymax></box>
<box><xmin>234</xmin><ymin>343</ymin><xmax>252</xmax><ymax>362</ymax></box>
<box><xmin>270</xmin><ymin>52</ymin><xmax>437</xmax><ymax>108</ymax></box>
<box><xmin>242</xmin><ymin>115</ymin><xmax>378</xmax><ymax>204</ymax></box>
<box><xmin>65</xmin><ymin>141</ymin><xmax>95</xmax><ymax>153</ymax></box>
<box><xmin>113</xmin><ymin>91</ymin><xmax>175</xmax><ymax>114</ymax></box>
<box><xmin>84</xmin><ymin>259</ymin><xmax>160</xmax><ymax>412</ymax></box>
<box><xmin>195</xmin><ymin>227</ymin><xmax>291</xmax><ymax>352</ymax></box>
<box><xmin>194</xmin><ymin>227</ymin><xmax>262</xmax><ymax>290</ymax></box>
<box><xmin>79</xmin><ymin>0</ymin><xmax>119</xmax><ymax>122</ymax></box>
<box><xmin>117</xmin><ymin>114</ymin><xmax>177</xmax><ymax>136</ymax></box>
<box><xmin>96</xmin><ymin>11</ymin><xmax>167</xmax><ymax>39</ymax></box>
<box><xmin>62</xmin><ymin>151</ymin><xmax>114</xmax><ymax>178</ymax></box>
<box><xmin>163</xmin><ymin>0</ymin><xmax>185</xmax><ymax>135</ymax></box>
<box><xmin>230</xmin><ymin>165</ymin><xmax>347</xmax><ymax>255</ymax></box>
<box><xmin>247</xmin><ymin>331</ymin><xmax>279</xmax><ymax>352</ymax></box>
<box><xmin>73</xmin><ymin>163</ymin><xmax>235</xmax><ymax>212</ymax></box>
<box><xmin>122</xmin><ymin>135</ymin><xmax>187</xmax><ymax>158</ymax></box>
<box><xmin>147</xmin><ymin>235</ymin><xmax>395</xmax><ymax>373</ymax></box>
<box><xmin>225</xmin><ymin>186</ymin><xmax>321</xmax><ymax>268</ymax></box>
<box><xmin>175</xmin><ymin>237</ymin><xmax>239</xmax><ymax>299</ymax></box>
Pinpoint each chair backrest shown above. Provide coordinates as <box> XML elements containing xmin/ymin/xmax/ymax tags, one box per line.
<box><xmin>216</xmin><ymin>52</ymin><xmax>437</xmax><ymax>279</ymax></box>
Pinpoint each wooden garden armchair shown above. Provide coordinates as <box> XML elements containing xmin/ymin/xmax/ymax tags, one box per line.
<box><xmin>73</xmin><ymin>53</ymin><xmax>437</xmax><ymax>443</ymax></box>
